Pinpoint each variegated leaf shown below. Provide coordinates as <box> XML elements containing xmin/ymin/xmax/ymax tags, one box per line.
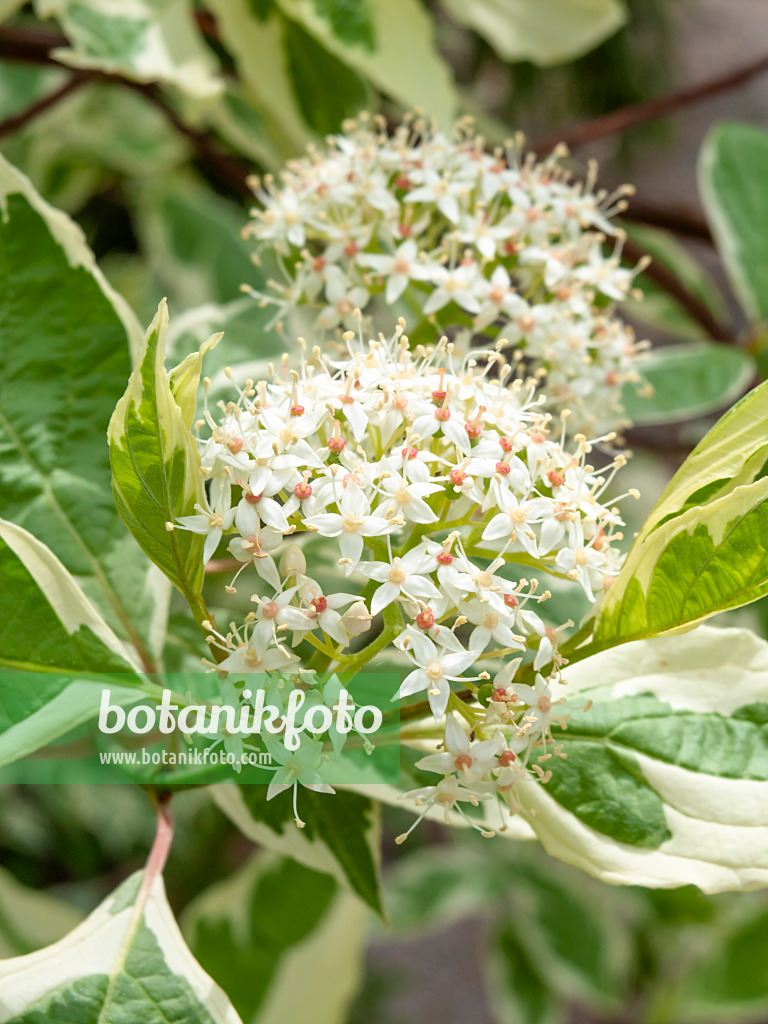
<box><xmin>0</xmin><ymin>871</ymin><xmax>242</xmax><ymax>1023</ymax></box>
<box><xmin>108</xmin><ymin>301</ymin><xmax>217</xmax><ymax>600</ymax></box>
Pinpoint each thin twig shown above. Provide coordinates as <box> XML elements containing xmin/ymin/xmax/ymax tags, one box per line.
<box><xmin>136</xmin><ymin>794</ymin><xmax>175</xmax><ymax>908</ymax></box>
<box><xmin>205</xmin><ymin>557</ymin><xmax>241</xmax><ymax>574</ymax></box>
<box><xmin>0</xmin><ymin>71</ymin><xmax>89</xmax><ymax>140</ymax></box>
<box><xmin>532</xmin><ymin>52</ymin><xmax>768</xmax><ymax>154</ymax></box>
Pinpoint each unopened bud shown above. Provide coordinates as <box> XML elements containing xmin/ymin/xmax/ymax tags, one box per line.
<box><xmin>341</xmin><ymin>601</ymin><xmax>373</xmax><ymax>638</ymax></box>
<box><xmin>280</xmin><ymin>543</ymin><xmax>306</xmax><ymax>579</ymax></box>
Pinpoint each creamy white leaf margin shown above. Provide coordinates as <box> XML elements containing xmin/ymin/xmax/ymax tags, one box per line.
<box><xmin>278</xmin><ymin>0</ymin><xmax>459</xmax><ymax>125</ymax></box>
<box><xmin>510</xmin><ymin>626</ymin><xmax>768</xmax><ymax>893</ymax></box>
<box><xmin>0</xmin><ymin>872</ymin><xmax>242</xmax><ymax>1023</ymax></box>
<box><xmin>205</xmin><ymin>0</ymin><xmax>314</xmax><ymax>157</ymax></box>
<box><xmin>0</xmin><ymin>151</ymin><xmax>143</xmax><ymax>360</ymax></box>
<box><xmin>439</xmin><ymin>0</ymin><xmax>626</xmax><ymax>66</ymax></box>
<box><xmin>35</xmin><ymin>0</ymin><xmax>223</xmax><ymax>105</ymax></box>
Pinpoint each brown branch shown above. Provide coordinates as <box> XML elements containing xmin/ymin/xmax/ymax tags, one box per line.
<box><xmin>0</xmin><ymin>24</ymin><xmax>68</xmax><ymax>65</ymax></box>
<box><xmin>532</xmin><ymin>52</ymin><xmax>768</xmax><ymax>154</ymax></box>
<box><xmin>0</xmin><ymin>71</ymin><xmax>89</xmax><ymax>140</ymax></box>
<box><xmin>620</xmin><ymin>203</ymin><xmax>713</xmax><ymax>244</ymax></box>
<box><xmin>623</xmin><ymin>237</ymin><xmax>734</xmax><ymax>343</ymax></box>
<box><xmin>131</xmin><ymin>82</ymin><xmax>251</xmax><ymax>198</ymax></box>
<box><xmin>0</xmin><ymin>24</ymin><xmax>252</xmax><ymax>198</ymax></box>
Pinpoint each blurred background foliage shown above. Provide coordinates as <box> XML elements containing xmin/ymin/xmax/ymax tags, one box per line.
<box><xmin>1</xmin><ymin>1</ymin><xmax>768</xmax><ymax>1021</ymax></box>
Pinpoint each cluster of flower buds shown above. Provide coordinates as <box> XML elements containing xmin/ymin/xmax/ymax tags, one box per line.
<box><xmin>175</xmin><ymin>322</ymin><xmax>637</xmax><ymax>830</ymax></box>
<box><xmin>245</xmin><ymin>113</ymin><xmax>648</xmax><ymax>435</ymax></box>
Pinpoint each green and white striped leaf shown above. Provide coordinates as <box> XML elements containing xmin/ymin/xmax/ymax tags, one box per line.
<box><xmin>0</xmin><ymin>518</ymin><xmax>155</xmax><ymax>767</ymax></box>
<box><xmin>633</xmin><ymin>378</ymin><xmax>768</xmax><ymax>546</ymax></box>
<box><xmin>0</xmin><ymin>871</ymin><xmax>242</xmax><ymax>1023</ymax></box>
<box><xmin>211</xmin><ymin>784</ymin><xmax>384</xmax><ymax>915</ymax></box>
<box><xmin>204</xmin><ymin>0</ymin><xmax>314</xmax><ymax>158</ymax></box>
<box><xmin>0</xmin><ymin>152</ymin><xmax>168</xmax><ymax>667</ymax></box>
<box><xmin>595</xmin><ymin>477</ymin><xmax>768</xmax><ymax>646</ymax></box>
<box><xmin>438</xmin><ymin>0</ymin><xmax>626</xmax><ymax>66</ymax></box>
<box><xmin>0</xmin><ymin>867</ymin><xmax>85</xmax><ymax>959</ymax></box>
<box><xmin>278</xmin><ymin>0</ymin><xmax>458</xmax><ymax>124</ymax></box>
<box><xmin>182</xmin><ymin>852</ymin><xmax>366</xmax><ymax>1024</ymax></box>
<box><xmin>34</xmin><ymin>0</ymin><xmax>223</xmax><ymax>104</ymax></box>
<box><xmin>109</xmin><ymin>300</ymin><xmax>216</xmax><ymax>599</ymax></box>
<box><xmin>699</xmin><ymin>122</ymin><xmax>768</xmax><ymax>325</ymax></box>
<box><xmin>512</xmin><ymin>627</ymin><xmax>768</xmax><ymax>893</ymax></box>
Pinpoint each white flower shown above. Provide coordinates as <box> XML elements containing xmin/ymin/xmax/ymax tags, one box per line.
<box><xmin>395</xmin><ymin>631</ymin><xmax>481</xmax><ymax>721</ymax></box>
<box><xmin>357</xmin><ymin>547</ymin><xmax>440</xmax><ymax>616</ymax></box>
<box><xmin>422</xmin><ymin>262</ymin><xmax>481</xmax><ymax>316</ymax></box>
<box><xmin>244</xmin><ymin>116</ymin><xmax>646</xmax><ymax>434</ymax></box>
<box><xmin>317</xmin><ymin>267</ymin><xmax>369</xmax><ymax>330</ymax></box>
<box><xmin>357</xmin><ymin>239</ymin><xmax>426</xmax><ymax>303</ymax></box>
<box><xmin>416</xmin><ymin>714</ymin><xmax>504</xmax><ymax>781</ymax></box>
<box><xmin>462</xmin><ymin>598</ymin><xmax>526</xmax><ymax>652</ymax></box>
<box><xmin>175</xmin><ymin>493</ymin><xmax>236</xmax><ymax>563</ymax></box>
<box><xmin>279</xmin><ymin>577</ymin><xmax>359</xmax><ymax>646</ymax></box>
<box><xmin>555</xmin><ymin>545</ymin><xmax>606</xmax><ymax>601</ymax></box>
<box><xmin>482</xmin><ymin>491</ymin><xmax>553</xmax><ymax>556</ymax></box>
<box><xmin>304</xmin><ymin>485</ymin><xmax>398</xmax><ymax>567</ymax></box>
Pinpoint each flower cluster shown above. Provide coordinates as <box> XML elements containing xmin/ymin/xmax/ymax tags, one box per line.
<box><xmin>175</xmin><ymin>323</ymin><xmax>636</xmax><ymax>830</ymax></box>
<box><xmin>245</xmin><ymin>114</ymin><xmax>647</xmax><ymax>435</ymax></box>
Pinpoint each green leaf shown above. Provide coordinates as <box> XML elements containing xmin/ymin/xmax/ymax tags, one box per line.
<box><xmin>512</xmin><ymin>627</ymin><xmax>768</xmax><ymax>892</ymax></box>
<box><xmin>278</xmin><ymin>0</ymin><xmax>459</xmax><ymax>124</ymax></box>
<box><xmin>0</xmin><ymin>871</ymin><xmax>243</xmax><ymax>1023</ymax></box>
<box><xmin>182</xmin><ymin>852</ymin><xmax>366</xmax><ymax>1024</ymax></box>
<box><xmin>310</xmin><ymin>0</ymin><xmax>375</xmax><ymax>49</ymax></box>
<box><xmin>136</xmin><ymin>176</ymin><xmax>258</xmax><ymax>310</ymax></box>
<box><xmin>34</xmin><ymin>0</ymin><xmax>223</xmax><ymax>103</ymax></box>
<box><xmin>488</xmin><ymin>922</ymin><xmax>564</xmax><ymax>1024</ymax></box>
<box><xmin>0</xmin><ymin>152</ymin><xmax>168</xmax><ymax>668</ymax></box>
<box><xmin>386</xmin><ymin>842</ymin><xmax>636</xmax><ymax>1011</ymax></box>
<box><xmin>596</xmin><ymin>477</ymin><xmax>768</xmax><ymax>645</ymax></box>
<box><xmin>0</xmin><ymin>868</ymin><xmax>84</xmax><ymax>959</ymax></box>
<box><xmin>675</xmin><ymin>902</ymin><xmax>768</xmax><ymax>1022</ymax></box>
<box><xmin>623</xmin><ymin>343</ymin><xmax>754</xmax><ymax>426</ymax></box>
<box><xmin>204</xmin><ymin>82</ymin><xmax>283</xmax><ymax>170</ymax></box>
<box><xmin>699</xmin><ymin>122</ymin><xmax>768</xmax><ymax>324</ymax></box>
<box><xmin>438</xmin><ymin>0</ymin><xmax>626</xmax><ymax>66</ymax></box>
<box><xmin>108</xmin><ymin>301</ymin><xmax>216</xmax><ymax>601</ymax></box>
<box><xmin>283</xmin><ymin>16</ymin><xmax>370</xmax><ymax>135</ymax></box>
<box><xmin>0</xmin><ymin>518</ymin><xmax>157</xmax><ymax>767</ymax></box>
<box><xmin>211</xmin><ymin>784</ymin><xmax>384</xmax><ymax>915</ymax></box>
<box><xmin>623</xmin><ymin>221</ymin><xmax>729</xmax><ymax>323</ymax></box>
<box><xmin>0</xmin><ymin>1</ymin><xmax>24</xmax><ymax>20</ymax></box>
